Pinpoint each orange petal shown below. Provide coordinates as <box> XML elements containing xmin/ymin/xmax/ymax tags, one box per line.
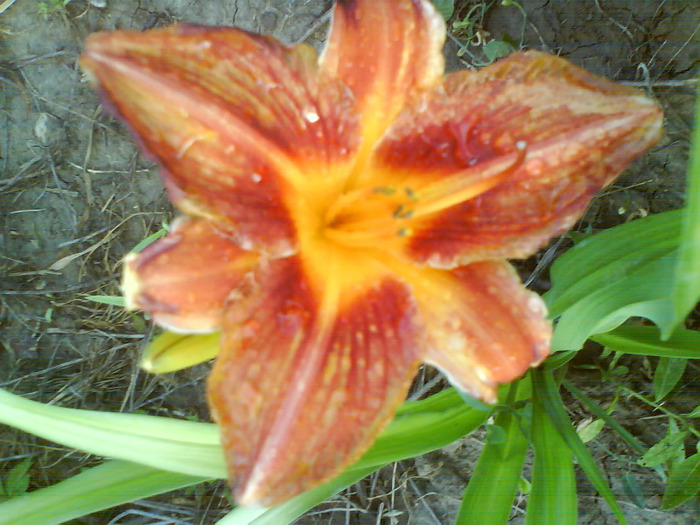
<box><xmin>320</xmin><ymin>0</ymin><xmax>445</xmax><ymax>178</ymax></box>
<box><xmin>207</xmin><ymin>255</ymin><xmax>421</xmax><ymax>506</ymax></box>
<box><xmin>406</xmin><ymin>260</ymin><xmax>551</xmax><ymax>403</ymax></box>
<box><xmin>123</xmin><ymin>217</ymin><xmax>258</xmax><ymax>332</ymax></box>
<box><xmin>372</xmin><ymin>50</ymin><xmax>663</xmax><ymax>268</ymax></box>
<box><xmin>81</xmin><ymin>26</ymin><xmax>360</xmax><ymax>256</ymax></box>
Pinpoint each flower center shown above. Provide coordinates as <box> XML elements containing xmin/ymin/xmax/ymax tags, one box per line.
<box><xmin>322</xmin><ymin>143</ymin><xmax>526</xmax><ymax>249</ymax></box>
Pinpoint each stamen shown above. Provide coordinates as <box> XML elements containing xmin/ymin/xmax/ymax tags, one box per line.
<box><xmin>323</xmin><ymin>144</ymin><xmax>527</xmax><ymax>249</ymax></box>
<box><xmin>410</xmin><ymin>145</ymin><xmax>527</xmax><ymax>219</ymax></box>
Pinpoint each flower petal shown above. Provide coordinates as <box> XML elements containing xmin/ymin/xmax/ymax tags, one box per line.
<box><xmin>372</xmin><ymin>51</ymin><xmax>664</xmax><ymax>268</ymax></box>
<box><xmin>207</xmin><ymin>255</ymin><xmax>422</xmax><ymax>506</ymax></box>
<box><xmin>81</xmin><ymin>26</ymin><xmax>360</xmax><ymax>256</ymax></box>
<box><xmin>320</xmin><ymin>0</ymin><xmax>445</xmax><ymax>175</ymax></box>
<box><xmin>123</xmin><ymin>217</ymin><xmax>258</xmax><ymax>332</ymax></box>
<box><xmin>407</xmin><ymin>260</ymin><xmax>551</xmax><ymax>403</ymax></box>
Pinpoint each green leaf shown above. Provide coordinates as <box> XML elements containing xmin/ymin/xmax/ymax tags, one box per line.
<box><xmin>638</xmin><ymin>431</ymin><xmax>689</xmax><ymax>468</ymax></box>
<box><xmin>431</xmin><ymin>0</ymin><xmax>454</xmax><ymax>20</ymax></box>
<box><xmin>653</xmin><ymin>357</ymin><xmax>687</xmax><ymax>401</ymax></box>
<box><xmin>485</xmin><ymin>424</ymin><xmax>506</xmax><ymax>445</ymax></box>
<box><xmin>355</xmin><ymin>388</ymin><xmax>491</xmax><ymax>471</ymax></box>
<box><xmin>0</xmin><ymin>461</ymin><xmax>207</xmax><ymax>525</ymax></box>
<box><xmin>0</xmin><ymin>389</ymin><xmax>226</xmax><ymax>479</ymax></box>
<box><xmin>532</xmin><ymin>369</ymin><xmax>627</xmax><ymax>525</ymax></box>
<box><xmin>672</xmin><ymin>83</ymin><xmax>700</xmax><ymax>329</ymax></box>
<box><xmin>482</xmin><ymin>40</ymin><xmax>513</xmax><ymax>62</ymax></box>
<box><xmin>591</xmin><ymin>325</ymin><xmax>700</xmax><ymax>360</ymax></box>
<box><xmin>620</xmin><ymin>473</ymin><xmax>645</xmax><ymax>508</ymax></box>
<box><xmin>576</xmin><ymin>418</ymin><xmax>605</xmax><ymax>444</ymax></box>
<box><xmin>662</xmin><ymin>453</ymin><xmax>700</xmax><ymax>509</ymax></box>
<box><xmin>667</xmin><ymin>418</ymin><xmax>687</xmax><ymax>469</ymax></box>
<box><xmin>563</xmin><ymin>380</ymin><xmax>645</xmax><ymax>456</ymax></box>
<box><xmin>1</xmin><ymin>458</ymin><xmax>32</xmax><ymax>500</ymax></box>
<box><xmin>687</xmin><ymin>406</ymin><xmax>700</xmax><ymax>418</ymax></box>
<box><xmin>0</xmin><ymin>387</ymin><xmax>489</xmax><ymax>524</ymax></box>
<box><xmin>545</xmin><ymin>209</ymin><xmax>682</xmax><ymax>351</ymax></box>
<box><xmin>527</xmin><ymin>378</ymin><xmax>576</xmax><ymax>525</ymax></box>
<box><xmin>457</xmin><ymin>380</ymin><xmax>530</xmax><ymax>525</ymax></box>
<box><xmin>131</xmin><ymin>227</ymin><xmax>168</xmax><ymax>253</ymax></box>
<box><xmin>84</xmin><ymin>295</ymin><xmax>126</xmax><ymax>307</ymax></box>
<box><xmin>542</xmin><ymin>350</ymin><xmax>577</xmax><ymax>370</ymax></box>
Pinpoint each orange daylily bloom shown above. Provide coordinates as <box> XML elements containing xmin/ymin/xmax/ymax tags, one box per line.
<box><xmin>81</xmin><ymin>0</ymin><xmax>663</xmax><ymax>507</ymax></box>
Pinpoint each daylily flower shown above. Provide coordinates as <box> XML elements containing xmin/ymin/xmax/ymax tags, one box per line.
<box><xmin>80</xmin><ymin>0</ymin><xmax>662</xmax><ymax>507</ymax></box>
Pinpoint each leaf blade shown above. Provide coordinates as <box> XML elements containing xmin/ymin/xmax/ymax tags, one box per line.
<box><xmin>0</xmin><ymin>461</ymin><xmax>208</xmax><ymax>525</ymax></box>
<box><xmin>653</xmin><ymin>357</ymin><xmax>687</xmax><ymax>401</ymax></box>
<box><xmin>671</xmin><ymin>82</ymin><xmax>700</xmax><ymax>331</ymax></box>
<box><xmin>532</xmin><ymin>369</ymin><xmax>627</xmax><ymax>525</ymax></box>
<box><xmin>662</xmin><ymin>453</ymin><xmax>700</xmax><ymax>510</ymax></box>
<box><xmin>457</xmin><ymin>380</ymin><xmax>530</xmax><ymax>525</ymax></box>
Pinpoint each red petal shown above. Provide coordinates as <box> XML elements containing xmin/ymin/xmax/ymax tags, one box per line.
<box><xmin>320</xmin><ymin>0</ymin><xmax>445</xmax><ymax>178</ymax></box>
<box><xmin>123</xmin><ymin>217</ymin><xmax>258</xmax><ymax>332</ymax></box>
<box><xmin>407</xmin><ymin>260</ymin><xmax>551</xmax><ymax>402</ymax></box>
<box><xmin>207</xmin><ymin>255</ymin><xmax>421</xmax><ymax>506</ymax></box>
<box><xmin>373</xmin><ymin>51</ymin><xmax>663</xmax><ymax>268</ymax></box>
<box><xmin>81</xmin><ymin>26</ymin><xmax>360</xmax><ymax>256</ymax></box>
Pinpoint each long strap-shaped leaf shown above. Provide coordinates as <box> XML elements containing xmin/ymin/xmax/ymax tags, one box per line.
<box><xmin>0</xmin><ymin>388</ymin><xmax>226</xmax><ymax>478</ymax></box>
<box><xmin>591</xmin><ymin>325</ymin><xmax>700</xmax><ymax>359</ymax></box>
<box><xmin>0</xmin><ymin>387</ymin><xmax>489</xmax><ymax>524</ymax></box>
<box><xmin>527</xmin><ymin>374</ymin><xmax>577</xmax><ymax>525</ymax></box>
<box><xmin>456</xmin><ymin>379</ymin><xmax>530</xmax><ymax>524</ymax></box>
<box><xmin>0</xmin><ymin>460</ymin><xmax>208</xmax><ymax>525</ymax></box>
<box><xmin>671</xmin><ymin>83</ymin><xmax>700</xmax><ymax>332</ymax></box>
<box><xmin>532</xmin><ymin>368</ymin><xmax>627</xmax><ymax>525</ymax></box>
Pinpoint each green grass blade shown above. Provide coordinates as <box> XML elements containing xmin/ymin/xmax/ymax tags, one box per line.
<box><xmin>527</xmin><ymin>374</ymin><xmax>577</xmax><ymax>525</ymax></box>
<box><xmin>562</xmin><ymin>380</ymin><xmax>645</xmax><ymax>456</ymax></box>
<box><xmin>590</xmin><ymin>325</ymin><xmax>700</xmax><ymax>359</ymax></box>
<box><xmin>672</xmin><ymin>83</ymin><xmax>700</xmax><ymax>332</ymax></box>
<box><xmin>533</xmin><ymin>369</ymin><xmax>627</xmax><ymax>525</ymax></box>
<box><xmin>457</xmin><ymin>380</ymin><xmax>530</xmax><ymax>525</ymax></box>
<box><xmin>84</xmin><ymin>295</ymin><xmax>126</xmax><ymax>307</ymax></box>
<box><xmin>0</xmin><ymin>460</ymin><xmax>208</xmax><ymax>525</ymax></box>
<box><xmin>131</xmin><ymin>227</ymin><xmax>168</xmax><ymax>252</ymax></box>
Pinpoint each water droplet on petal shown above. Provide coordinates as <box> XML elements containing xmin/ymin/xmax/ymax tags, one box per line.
<box><xmin>304</xmin><ymin>109</ymin><xmax>320</xmax><ymax>123</ymax></box>
<box><xmin>525</xmin><ymin>158</ymin><xmax>546</xmax><ymax>177</ymax></box>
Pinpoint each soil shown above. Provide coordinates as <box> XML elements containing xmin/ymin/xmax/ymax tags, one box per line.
<box><xmin>0</xmin><ymin>0</ymin><xmax>698</xmax><ymax>524</ymax></box>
